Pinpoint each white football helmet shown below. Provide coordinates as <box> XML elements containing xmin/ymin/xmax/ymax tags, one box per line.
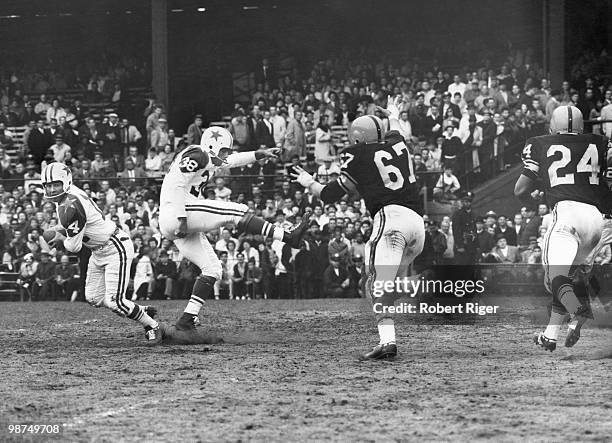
<box><xmin>347</xmin><ymin>115</ymin><xmax>385</xmax><ymax>145</ymax></box>
<box><xmin>200</xmin><ymin>126</ymin><xmax>233</xmax><ymax>166</ymax></box>
<box><xmin>550</xmin><ymin>105</ymin><xmax>584</xmax><ymax>134</ymax></box>
<box><xmin>42</xmin><ymin>162</ymin><xmax>72</xmax><ymax>201</ymax></box>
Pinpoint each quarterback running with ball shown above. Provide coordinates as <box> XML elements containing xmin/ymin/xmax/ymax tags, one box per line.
<box><xmin>41</xmin><ymin>162</ymin><xmax>162</xmax><ymax>342</ymax></box>
<box><xmin>159</xmin><ymin>126</ymin><xmax>310</xmax><ymax>338</ymax></box>
<box><xmin>292</xmin><ymin>97</ymin><xmax>424</xmax><ymax>360</ymax></box>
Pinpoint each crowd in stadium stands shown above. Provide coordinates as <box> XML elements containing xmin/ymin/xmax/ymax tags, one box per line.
<box><xmin>0</xmin><ymin>46</ymin><xmax>611</xmax><ymax>301</ymax></box>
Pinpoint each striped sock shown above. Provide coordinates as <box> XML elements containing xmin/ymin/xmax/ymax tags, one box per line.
<box><xmin>184</xmin><ymin>295</ymin><xmax>205</xmax><ymax>316</ymax></box>
<box><xmin>238</xmin><ymin>214</ymin><xmax>279</xmax><ymax>239</ymax></box>
<box><xmin>128</xmin><ymin>305</ymin><xmax>158</xmax><ymax>329</ymax></box>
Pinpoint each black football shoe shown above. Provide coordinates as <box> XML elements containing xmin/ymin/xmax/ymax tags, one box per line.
<box><xmin>175</xmin><ymin>313</ymin><xmax>200</xmax><ymax>331</ymax></box>
<box><xmin>361</xmin><ymin>343</ymin><xmax>397</xmax><ymax>360</ymax></box>
<box><xmin>533</xmin><ymin>331</ymin><xmax>556</xmax><ymax>352</ymax></box>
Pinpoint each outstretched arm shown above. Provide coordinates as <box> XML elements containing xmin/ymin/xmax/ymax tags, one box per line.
<box><xmin>227</xmin><ymin>148</ymin><xmax>280</xmax><ymax>167</ymax></box>
<box><xmin>291</xmin><ymin>166</ymin><xmax>357</xmax><ymax>203</ymax></box>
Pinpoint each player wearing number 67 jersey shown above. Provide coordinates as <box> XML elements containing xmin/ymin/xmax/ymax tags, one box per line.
<box><xmin>41</xmin><ymin>162</ymin><xmax>162</xmax><ymax>342</ymax></box>
<box><xmin>292</xmin><ymin>97</ymin><xmax>424</xmax><ymax>360</ymax></box>
<box><xmin>159</xmin><ymin>127</ymin><xmax>311</xmax><ymax>338</ymax></box>
<box><xmin>515</xmin><ymin>105</ymin><xmax>610</xmax><ymax>351</ymax></box>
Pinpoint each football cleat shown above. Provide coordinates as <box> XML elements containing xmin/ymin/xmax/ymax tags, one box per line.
<box><xmin>565</xmin><ymin>326</ymin><xmax>581</xmax><ymax>348</ymax></box>
<box><xmin>287</xmin><ymin>210</ymin><xmax>313</xmax><ymax>249</ymax></box>
<box><xmin>145</xmin><ymin>325</ymin><xmax>163</xmax><ymax>344</ymax></box>
<box><xmin>361</xmin><ymin>343</ymin><xmax>397</xmax><ymax>360</ymax></box>
<box><xmin>533</xmin><ymin>332</ymin><xmax>556</xmax><ymax>351</ymax></box>
<box><xmin>175</xmin><ymin>313</ymin><xmax>200</xmax><ymax>331</ymax></box>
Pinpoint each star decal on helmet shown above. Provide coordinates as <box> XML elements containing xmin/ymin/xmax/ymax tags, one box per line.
<box><xmin>210</xmin><ymin>130</ymin><xmax>222</xmax><ymax>141</ymax></box>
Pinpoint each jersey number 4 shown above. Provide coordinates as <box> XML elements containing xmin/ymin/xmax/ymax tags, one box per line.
<box><xmin>373</xmin><ymin>142</ymin><xmax>416</xmax><ymax>190</ymax></box>
<box><xmin>548</xmin><ymin>144</ymin><xmax>600</xmax><ymax>187</ymax></box>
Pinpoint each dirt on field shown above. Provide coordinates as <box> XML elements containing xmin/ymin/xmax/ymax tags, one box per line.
<box><xmin>1</xmin><ymin>297</ymin><xmax>611</xmax><ymax>442</ymax></box>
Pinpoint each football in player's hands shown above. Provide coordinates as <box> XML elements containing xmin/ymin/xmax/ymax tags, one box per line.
<box><xmin>43</xmin><ymin>227</ymin><xmax>67</xmax><ymax>246</ymax></box>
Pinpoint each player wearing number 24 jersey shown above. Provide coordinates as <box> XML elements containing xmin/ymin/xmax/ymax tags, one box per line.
<box><xmin>515</xmin><ymin>105</ymin><xmax>610</xmax><ymax>352</ymax></box>
<box><xmin>292</xmin><ymin>96</ymin><xmax>425</xmax><ymax>360</ymax></box>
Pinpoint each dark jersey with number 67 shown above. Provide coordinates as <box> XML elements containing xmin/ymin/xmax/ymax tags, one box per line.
<box><xmin>520</xmin><ymin>133</ymin><xmax>609</xmax><ymax>210</ymax></box>
<box><xmin>338</xmin><ymin>130</ymin><xmax>421</xmax><ymax>216</ymax></box>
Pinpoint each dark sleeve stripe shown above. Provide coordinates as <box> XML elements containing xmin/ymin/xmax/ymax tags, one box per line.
<box><xmin>341</xmin><ymin>171</ymin><xmax>358</xmax><ymax>187</ymax></box>
<box><xmin>521</xmin><ymin>168</ymin><xmax>539</xmax><ymax>181</ymax></box>
<box><xmin>368</xmin><ymin>116</ymin><xmax>382</xmax><ymax>143</ymax></box>
<box><xmin>337</xmin><ymin>176</ymin><xmax>350</xmax><ymax>193</ymax></box>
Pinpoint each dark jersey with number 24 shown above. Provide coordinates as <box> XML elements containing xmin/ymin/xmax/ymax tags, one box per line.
<box><xmin>521</xmin><ymin>133</ymin><xmax>609</xmax><ymax>210</ymax></box>
<box><xmin>339</xmin><ymin>130</ymin><xmax>420</xmax><ymax>216</ymax></box>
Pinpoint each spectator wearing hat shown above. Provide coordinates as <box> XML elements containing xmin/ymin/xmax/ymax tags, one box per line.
<box><xmin>490</xmin><ymin>235</ymin><xmax>520</xmax><ymax>263</ymax></box>
<box><xmin>49</xmin><ymin>134</ymin><xmax>71</xmax><ymax>163</ymax></box>
<box><xmin>347</xmin><ymin>254</ymin><xmax>365</xmax><ymax>297</ymax></box>
<box><xmin>323</xmin><ymin>252</ymin><xmax>350</xmax><ymax>298</ymax></box>
<box><xmin>478</xmin><ymin>110</ymin><xmax>497</xmax><ymax>176</ymax></box>
<box><xmin>328</xmin><ymin>226</ymin><xmax>350</xmax><ymax>265</ymax></box>
<box><xmin>475</xmin><ymin>217</ymin><xmax>495</xmax><ymax>259</ymax></box>
<box><xmin>494</xmin><ymin>215</ymin><xmax>517</xmax><ymax>246</ymax></box>
<box><xmin>520</xmin><ymin>236</ymin><xmax>540</xmax><ymax>263</ymax></box>
<box><xmin>186</xmin><ymin>114</ymin><xmax>204</xmax><ymax>145</ymax></box>
<box><xmin>452</xmin><ymin>192</ymin><xmax>477</xmax><ymax>264</ymax></box>
<box><xmin>18</xmin><ymin>253</ymin><xmax>39</xmax><ymax>301</ymax></box>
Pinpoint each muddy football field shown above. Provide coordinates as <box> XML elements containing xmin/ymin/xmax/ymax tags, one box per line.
<box><xmin>1</xmin><ymin>297</ymin><xmax>611</xmax><ymax>442</ymax></box>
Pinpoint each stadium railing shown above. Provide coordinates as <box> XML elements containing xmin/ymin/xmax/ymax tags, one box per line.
<box><xmin>0</xmin><ymin>272</ymin><xmax>20</xmax><ymax>300</ymax></box>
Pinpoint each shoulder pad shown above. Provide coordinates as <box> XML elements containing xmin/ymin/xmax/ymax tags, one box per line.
<box><xmin>58</xmin><ymin>195</ymin><xmax>86</xmax><ymax>235</ymax></box>
<box><xmin>179</xmin><ymin>146</ymin><xmax>209</xmax><ymax>173</ymax></box>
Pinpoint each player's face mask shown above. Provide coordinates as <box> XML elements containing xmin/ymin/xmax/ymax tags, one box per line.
<box><xmin>210</xmin><ymin>148</ymin><xmax>231</xmax><ymax>167</ymax></box>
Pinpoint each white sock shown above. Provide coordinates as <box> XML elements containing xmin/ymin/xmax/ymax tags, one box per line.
<box><xmin>272</xmin><ymin>226</ymin><xmax>285</xmax><ymax>241</ymax></box>
<box><xmin>544</xmin><ymin>311</ymin><xmax>566</xmax><ymax>341</ymax></box>
<box><xmin>131</xmin><ymin>305</ymin><xmax>158</xmax><ymax>329</ymax></box>
<box><xmin>184</xmin><ymin>296</ymin><xmax>205</xmax><ymax>316</ymax></box>
<box><xmin>378</xmin><ymin>318</ymin><xmax>395</xmax><ymax>345</ymax></box>
<box><xmin>140</xmin><ymin>314</ymin><xmax>158</xmax><ymax>329</ymax></box>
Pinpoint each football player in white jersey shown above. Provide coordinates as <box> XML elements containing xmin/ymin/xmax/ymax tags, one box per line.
<box><xmin>41</xmin><ymin>162</ymin><xmax>162</xmax><ymax>342</ymax></box>
<box><xmin>159</xmin><ymin>126</ymin><xmax>310</xmax><ymax>334</ymax></box>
